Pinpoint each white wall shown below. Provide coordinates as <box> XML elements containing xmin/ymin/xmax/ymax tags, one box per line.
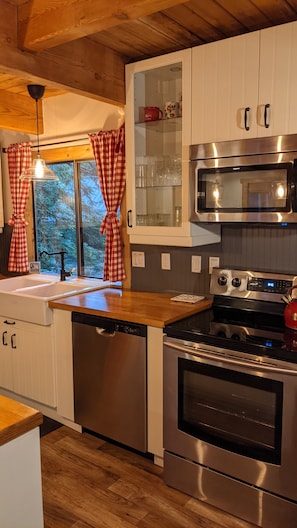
<box><xmin>0</xmin><ymin>93</ymin><xmax>124</xmax><ymax>221</ymax></box>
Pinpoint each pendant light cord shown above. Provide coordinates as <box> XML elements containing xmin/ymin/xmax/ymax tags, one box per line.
<box><xmin>35</xmin><ymin>98</ymin><xmax>40</xmax><ymax>155</ymax></box>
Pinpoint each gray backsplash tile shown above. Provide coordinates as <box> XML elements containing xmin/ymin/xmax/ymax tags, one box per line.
<box><xmin>131</xmin><ymin>224</ymin><xmax>297</xmax><ymax>294</ymax></box>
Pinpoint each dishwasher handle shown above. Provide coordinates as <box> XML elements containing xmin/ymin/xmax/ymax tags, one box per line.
<box><xmin>95</xmin><ymin>327</ymin><xmax>116</xmax><ymax>337</ymax></box>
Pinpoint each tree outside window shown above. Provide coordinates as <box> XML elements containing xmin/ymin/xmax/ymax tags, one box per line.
<box><xmin>34</xmin><ymin>160</ymin><xmax>106</xmax><ymax>278</ymax></box>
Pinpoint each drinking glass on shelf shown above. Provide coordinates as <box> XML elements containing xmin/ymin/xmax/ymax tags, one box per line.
<box><xmin>136</xmin><ymin>215</ymin><xmax>147</xmax><ymax>226</ymax></box>
<box><xmin>135</xmin><ymin>164</ymin><xmax>147</xmax><ymax>187</ymax></box>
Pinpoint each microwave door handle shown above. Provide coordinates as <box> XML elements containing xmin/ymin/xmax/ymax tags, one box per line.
<box><xmin>165</xmin><ymin>340</ymin><xmax>297</xmax><ymax>376</ymax></box>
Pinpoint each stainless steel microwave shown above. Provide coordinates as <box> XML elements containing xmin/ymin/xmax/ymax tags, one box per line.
<box><xmin>190</xmin><ymin>134</ymin><xmax>297</xmax><ymax>224</ymax></box>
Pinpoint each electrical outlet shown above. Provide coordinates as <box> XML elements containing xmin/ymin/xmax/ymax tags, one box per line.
<box><xmin>209</xmin><ymin>256</ymin><xmax>220</xmax><ymax>274</ymax></box>
<box><xmin>132</xmin><ymin>251</ymin><xmax>145</xmax><ymax>268</ymax></box>
<box><xmin>191</xmin><ymin>255</ymin><xmax>201</xmax><ymax>273</ymax></box>
<box><xmin>161</xmin><ymin>253</ymin><xmax>171</xmax><ymax>270</ymax></box>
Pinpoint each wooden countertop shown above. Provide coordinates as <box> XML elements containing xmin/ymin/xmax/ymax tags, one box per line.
<box><xmin>0</xmin><ymin>396</ymin><xmax>43</xmax><ymax>447</ymax></box>
<box><xmin>49</xmin><ymin>288</ymin><xmax>212</xmax><ymax>327</ymax></box>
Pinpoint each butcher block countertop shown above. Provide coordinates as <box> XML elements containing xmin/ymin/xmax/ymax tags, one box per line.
<box><xmin>0</xmin><ymin>395</ymin><xmax>43</xmax><ymax>447</ymax></box>
<box><xmin>49</xmin><ymin>288</ymin><xmax>212</xmax><ymax>327</ymax></box>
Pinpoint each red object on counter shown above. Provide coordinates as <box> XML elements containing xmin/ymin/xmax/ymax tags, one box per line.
<box><xmin>284</xmin><ymin>300</ymin><xmax>297</xmax><ymax>330</ymax></box>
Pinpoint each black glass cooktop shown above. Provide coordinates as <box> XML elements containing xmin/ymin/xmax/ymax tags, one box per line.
<box><xmin>165</xmin><ymin>297</ymin><xmax>297</xmax><ymax>363</ymax></box>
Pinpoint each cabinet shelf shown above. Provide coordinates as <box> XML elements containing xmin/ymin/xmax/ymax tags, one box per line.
<box><xmin>136</xmin><ymin>183</ymin><xmax>182</xmax><ymax>190</ymax></box>
<box><xmin>135</xmin><ymin>116</ymin><xmax>182</xmax><ymax>132</ymax></box>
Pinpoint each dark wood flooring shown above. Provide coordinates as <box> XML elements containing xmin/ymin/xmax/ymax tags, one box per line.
<box><xmin>40</xmin><ymin>426</ymin><xmax>256</xmax><ymax>528</ymax></box>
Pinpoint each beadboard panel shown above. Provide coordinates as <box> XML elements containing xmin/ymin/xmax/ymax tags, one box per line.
<box><xmin>131</xmin><ymin>225</ymin><xmax>297</xmax><ymax>294</ymax></box>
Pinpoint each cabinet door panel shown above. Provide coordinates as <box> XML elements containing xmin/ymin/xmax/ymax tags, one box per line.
<box><xmin>126</xmin><ymin>49</ymin><xmax>221</xmax><ymax>246</ymax></box>
<box><xmin>0</xmin><ymin>318</ymin><xmax>15</xmax><ymax>390</ymax></box>
<box><xmin>0</xmin><ymin>342</ymin><xmax>13</xmax><ymax>390</ymax></box>
<box><xmin>191</xmin><ymin>32</ymin><xmax>259</xmax><ymax>144</ymax></box>
<box><xmin>12</xmin><ymin>323</ymin><xmax>56</xmax><ymax>407</ymax></box>
<box><xmin>259</xmin><ymin>21</ymin><xmax>297</xmax><ymax>137</ymax></box>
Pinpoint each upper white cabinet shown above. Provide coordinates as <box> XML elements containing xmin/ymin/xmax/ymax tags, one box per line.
<box><xmin>258</xmin><ymin>21</ymin><xmax>297</xmax><ymax>137</ymax></box>
<box><xmin>125</xmin><ymin>50</ymin><xmax>221</xmax><ymax>247</ymax></box>
<box><xmin>192</xmin><ymin>21</ymin><xmax>297</xmax><ymax>144</ymax></box>
<box><xmin>192</xmin><ymin>31</ymin><xmax>259</xmax><ymax>143</ymax></box>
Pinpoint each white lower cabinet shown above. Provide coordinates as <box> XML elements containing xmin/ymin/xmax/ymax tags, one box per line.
<box><xmin>0</xmin><ymin>316</ymin><xmax>56</xmax><ymax>407</ymax></box>
<box><xmin>147</xmin><ymin>325</ymin><xmax>164</xmax><ymax>465</ymax></box>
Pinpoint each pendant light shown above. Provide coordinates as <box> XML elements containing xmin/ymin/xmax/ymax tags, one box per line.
<box><xmin>20</xmin><ymin>84</ymin><xmax>58</xmax><ymax>181</ymax></box>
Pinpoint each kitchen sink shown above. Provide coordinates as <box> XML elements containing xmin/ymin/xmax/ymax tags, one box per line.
<box><xmin>0</xmin><ymin>274</ymin><xmax>108</xmax><ymax>325</ymax></box>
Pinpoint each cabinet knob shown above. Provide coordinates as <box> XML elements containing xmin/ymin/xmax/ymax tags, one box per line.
<box><xmin>244</xmin><ymin>107</ymin><xmax>250</xmax><ymax>131</ymax></box>
<box><xmin>11</xmin><ymin>333</ymin><xmax>16</xmax><ymax>349</ymax></box>
<box><xmin>264</xmin><ymin>103</ymin><xmax>271</xmax><ymax>128</ymax></box>
<box><xmin>127</xmin><ymin>209</ymin><xmax>133</xmax><ymax>228</ymax></box>
<box><xmin>2</xmin><ymin>331</ymin><xmax>7</xmax><ymax>346</ymax></box>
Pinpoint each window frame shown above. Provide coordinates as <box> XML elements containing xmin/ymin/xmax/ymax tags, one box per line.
<box><xmin>27</xmin><ymin>143</ymin><xmax>130</xmax><ymax>287</ymax></box>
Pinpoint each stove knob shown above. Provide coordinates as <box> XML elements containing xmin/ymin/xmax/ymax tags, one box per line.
<box><xmin>218</xmin><ymin>275</ymin><xmax>228</xmax><ymax>286</ymax></box>
<box><xmin>232</xmin><ymin>277</ymin><xmax>241</xmax><ymax>288</ymax></box>
<box><xmin>231</xmin><ymin>333</ymin><xmax>240</xmax><ymax>341</ymax></box>
<box><xmin>217</xmin><ymin>330</ymin><xmax>226</xmax><ymax>338</ymax></box>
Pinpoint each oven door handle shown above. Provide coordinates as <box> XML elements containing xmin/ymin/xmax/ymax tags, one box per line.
<box><xmin>165</xmin><ymin>340</ymin><xmax>297</xmax><ymax>376</ymax></box>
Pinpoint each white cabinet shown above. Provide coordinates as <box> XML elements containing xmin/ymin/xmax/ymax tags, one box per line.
<box><xmin>192</xmin><ymin>21</ymin><xmax>297</xmax><ymax>144</ymax></box>
<box><xmin>126</xmin><ymin>49</ymin><xmax>221</xmax><ymax>247</ymax></box>
<box><xmin>258</xmin><ymin>21</ymin><xmax>297</xmax><ymax>137</ymax></box>
<box><xmin>192</xmin><ymin>32</ymin><xmax>259</xmax><ymax>143</ymax></box>
<box><xmin>0</xmin><ymin>317</ymin><xmax>56</xmax><ymax>407</ymax></box>
<box><xmin>0</xmin><ymin>150</ymin><xmax>4</xmax><ymax>231</ymax></box>
<box><xmin>0</xmin><ymin>318</ymin><xmax>14</xmax><ymax>390</ymax></box>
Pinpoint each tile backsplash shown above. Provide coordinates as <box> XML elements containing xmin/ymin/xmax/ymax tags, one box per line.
<box><xmin>131</xmin><ymin>224</ymin><xmax>297</xmax><ymax>295</ymax></box>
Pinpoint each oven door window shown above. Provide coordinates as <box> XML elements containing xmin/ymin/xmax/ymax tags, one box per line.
<box><xmin>197</xmin><ymin>162</ymin><xmax>293</xmax><ymax>213</ymax></box>
<box><xmin>178</xmin><ymin>359</ymin><xmax>283</xmax><ymax>464</ymax></box>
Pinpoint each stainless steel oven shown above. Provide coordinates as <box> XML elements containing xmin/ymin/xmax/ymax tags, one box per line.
<box><xmin>190</xmin><ymin>134</ymin><xmax>297</xmax><ymax>223</ymax></box>
<box><xmin>163</xmin><ymin>268</ymin><xmax>297</xmax><ymax>528</ymax></box>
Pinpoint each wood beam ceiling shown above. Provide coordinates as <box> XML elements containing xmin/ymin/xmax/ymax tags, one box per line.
<box><xmin>0</xmin><ymin>0</ymin><xmax>186</xmax><ymax>120</ymax></box>
<box><xmin>0</xmin><ymin>0</ymin><xmax>133</xmax><ymax>109</ymax></box>
<box><xmin>0</xmin><ymin>89</ymin><xmax>42</xmax><ymax>134</ymax></box>
<box><xmin>18</xmin><ymin>0</ymin><xmax>186</xmax><ymax>51</ymax></box>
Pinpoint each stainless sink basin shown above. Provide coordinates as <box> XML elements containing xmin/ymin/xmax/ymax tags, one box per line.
<box><xmin>0</xmin><ymin>274</ymin><xmax>108</xmax><ymax>325</ymax></box>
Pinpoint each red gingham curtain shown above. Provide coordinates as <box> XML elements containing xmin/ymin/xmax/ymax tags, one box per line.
<box><xmin>89</xmin><ymin>126</ymin><xmax>126</xmax><ymax>282</ymax></box>
<box><xmin>7</xmin><ymin>142</ymin><xmax>32</xmax><ymax>273</ymax></box>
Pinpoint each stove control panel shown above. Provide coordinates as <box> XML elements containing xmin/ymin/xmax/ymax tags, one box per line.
<box><xmin>210</xmin><ymin>268</ymin><xmax>297</xmax><ymax>302</ymax></box>
<box><xmin>247</xmin><ymin>277</ymin><xmax>292</xmax><ymax>294</ymax></box>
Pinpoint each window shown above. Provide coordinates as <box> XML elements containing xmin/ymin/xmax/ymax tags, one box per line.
<box><xmin>34</xmin><ymin>159</ymin><xmax>106</xmax><ymax>279</ymax></box>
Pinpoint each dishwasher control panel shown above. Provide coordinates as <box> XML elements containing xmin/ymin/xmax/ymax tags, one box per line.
<box><xmin>71</xmin><ymin>312</ymin><xmax>147</xmax><ymax>337</ymax></box>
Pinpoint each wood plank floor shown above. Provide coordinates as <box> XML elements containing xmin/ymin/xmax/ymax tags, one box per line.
<box><xmin>40</xmin><ymin>426</ymin><xmax>256</xmax><ymax>528</ymax></box>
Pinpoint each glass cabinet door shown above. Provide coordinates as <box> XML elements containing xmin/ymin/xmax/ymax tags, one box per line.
<box><xmin>133</xmin><ymin>62</ymin><xmax>183</xmax><ymax>228</ymax></box>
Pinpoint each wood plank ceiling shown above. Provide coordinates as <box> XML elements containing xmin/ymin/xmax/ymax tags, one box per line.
<box><xmin>1</xmin><ymin>0</ymin><xmax>297</xmax><ymax>133</ymax></box>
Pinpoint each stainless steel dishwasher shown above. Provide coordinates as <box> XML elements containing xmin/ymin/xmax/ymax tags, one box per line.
<box><xmin>72</xmin><ymin>312</ymin><xmax>147</xmax><ymax>452</ymax></box>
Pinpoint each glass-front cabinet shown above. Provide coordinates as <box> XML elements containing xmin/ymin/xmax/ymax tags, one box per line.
<box><xmin>125</xmin><ymin>50</ymin><xmax>221</xmax><ymax>246</ymax></box>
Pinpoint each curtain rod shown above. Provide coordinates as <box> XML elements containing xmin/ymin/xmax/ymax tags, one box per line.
<box><xmin>2</xmin><ymin>136</ymin><xmax>90</xmax><ymax>153</ymax></box>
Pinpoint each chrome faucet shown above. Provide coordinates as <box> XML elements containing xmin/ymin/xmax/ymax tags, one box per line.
<box><xmin>39</xmin><ymin>250</ymin><xmax>72</xmax><ymax>281</ymax></box>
